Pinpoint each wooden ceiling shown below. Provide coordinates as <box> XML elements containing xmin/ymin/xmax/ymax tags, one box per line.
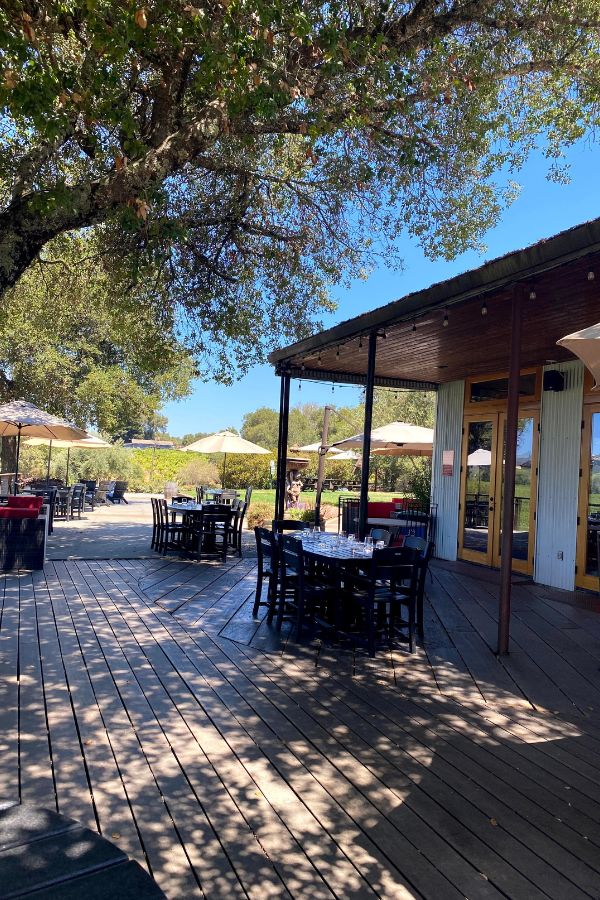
<box><xmin>280</xmin><ymin>253</ymin><xmax>600</xmax><ymax>386</ymax></box>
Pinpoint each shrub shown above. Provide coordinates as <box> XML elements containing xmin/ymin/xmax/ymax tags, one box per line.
<box><xmin>246</xmin><ymin>501</ymin><xmax>275</xmax><ymax>529</ymax></box>
<box><xmin>176</xmin><ymin>457</ymin><xmax>219</xmax><ymax>488</ymax></box>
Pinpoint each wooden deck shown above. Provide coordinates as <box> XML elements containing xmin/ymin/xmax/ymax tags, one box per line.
<box><xmin>2</xmin><ymin>555</ymin><xmax>600</xmax><ymax>898</ymax></box>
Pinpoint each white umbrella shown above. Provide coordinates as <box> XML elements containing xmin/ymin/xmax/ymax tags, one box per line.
<box><xmin>25</xmin><ymin>433</ymin><xmax>111</xmax><ymax>484</ymax></box>
<box><xmin>179</xmin><ymin>430</ymin><xmax>270</xmax><ymax>487</ymax></box>
<box><xmin>467</xmin><ymin>448</ymin><xmax>492</xmax><ymax>466</ymax></box>
<box><xmin>0</xmin><ymin>400</ymin><xmax>87</xmax><ymax>492</ymax></box>
<box><xmin>557</xmin><ymin>322</ymin><xmax>600</xmax><ymax>388</ymax></box>
<box><xmin>296</xmin><ymin>442</ymin><xmax>359</xmax><ymax>460</ymax></box>
<box><xmin>333</xmin><ymin>421</ymin><xmax>434</xmax><ymax>457</ymax></box>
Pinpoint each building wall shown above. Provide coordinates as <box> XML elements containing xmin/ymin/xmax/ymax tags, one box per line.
<box><xmin>431</xmin><ymin>380</ymin><xmax>464</xmax><ymax>560</ymax></box>
<box><xmin>534</xmin><ymin>360</ymin><xmax>584</xmax><ymax>591</ymax></box>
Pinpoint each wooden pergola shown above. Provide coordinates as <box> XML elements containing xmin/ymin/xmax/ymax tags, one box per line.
<box><xmin>269</xmin><ymin>217</ymin><xmax>600</xmax><ymax>655</ymax></box>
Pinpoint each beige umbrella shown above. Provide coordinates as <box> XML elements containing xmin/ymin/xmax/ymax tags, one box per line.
<box><xmin>333</xmin><ymin>421</ymin><xmax>434</xmax><ymax>457</ymax></box>
<box><xmin>296</xmin><ymin>442</ymin><xmax>360</xmax><ymax>461</ymax></box>
<box><xmin>179</xmin><ymin>430</ymin><xmax>270</xmax><ymax>487</ymax></box>
<box><xmin>0</xmin><ymin>400</ymin><xmax>88</xmax><ymax>492</ymax></box>
<box><xmin>557</xmin><ymin>323</ymin><xmax>600</xmax><ymax>388</ymax></box>
<box><xmin>25</xmin><ymin>433</ymin><xmax>111</xmax><ymax>484</ymax></box>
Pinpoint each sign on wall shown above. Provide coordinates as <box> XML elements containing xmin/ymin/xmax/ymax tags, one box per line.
<box><xmin>442</xmin><ymin>450</ymin><xmax>454</xmax><ymax>477</ymax></box>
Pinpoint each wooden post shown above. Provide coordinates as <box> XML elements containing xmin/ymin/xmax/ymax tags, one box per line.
<box><xmin>274</xmin><ymin>373</ymin><xmax>290</xmax><ymax>521</ymax></box>
<box><xmin>358</xmin><ymin>332</ymin><xmax>377</xmax><ymax>539</ymax></box>
<box><xmin>497</xmin><ymin>283</ymin><xmax>524</xmax><ymax>655</ymax></box>
<box><xmin>314</xmin><ymin>405</ymin><xmax>332</xmax><ymax>528</ymax></box>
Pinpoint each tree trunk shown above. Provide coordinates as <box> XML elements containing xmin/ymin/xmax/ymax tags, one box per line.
<box><xmin>1</xmin><ymin>436</ymin><xmax>17</xmax><ymax>484</ymax></box>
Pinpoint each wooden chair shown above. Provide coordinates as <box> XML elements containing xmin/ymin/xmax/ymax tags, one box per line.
<box><xmin>342</xmin><ymin>546</ymin><xmax>420</xmax><ymax>656</ymax></box>
<box><xmin>228</xmin><ymin>501</ymin><xmax>247</xmax><ymax>556</ymax></box>
<box><xmin>278</xmin><ymin>536</ymin><xmax>337</xmax><ymax>638</ymax></box>
<box><xmin>108</xmin><ymin>481</ymin><xmax>128</xmax><ymax>504</ymax></box>
<box><xmin>188</xmin><ymin>508</ymin><xmax>233</xmax><ymax>561</ymax></box>
<box><xmin>156</xmin><ymin>499</ymin><xmax>187</xmax><ymax>555</ymax></box>
<box><xmin>252</xmin><ymin>527</ymin><xmax>279</xmax><ymax>620</ymax></box>
<box><xmin>403</xmin><ymin>535</ymin><xmax>434</xmax><ymax>641</ymax></box>
<box><xmin>70</xmin><ymin>483</ymin><xmax>86</xmax><ymax>519</ymax></box>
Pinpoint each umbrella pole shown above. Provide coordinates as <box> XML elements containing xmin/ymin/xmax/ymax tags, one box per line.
<box><xmin>65</xmin><ymin>448</ymin><xmax>71</xmax><ymax>486</ymax></box>
<box><xmin>222</xmin><ymin>453</ymin><xmax>227</xmax><ymax>488</ymax></box>
<box><xmin>14</xmin><ymin>426</ymin><xmax>21</xmax><ymax>495</ymax></box>
<box><xmin>46</xmin><ymin>440</ymin><xmax>52</xmax><ymax>485</ymax></box>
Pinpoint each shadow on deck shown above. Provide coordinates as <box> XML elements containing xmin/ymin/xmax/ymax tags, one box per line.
<box><xmin>1</xmin><ymin>554</ymin><xmax>600</xmax><ymax>898</ymax></box>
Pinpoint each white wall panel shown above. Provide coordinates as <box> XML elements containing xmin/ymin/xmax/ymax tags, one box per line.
<box><xmin>534</xmin><ymin>361</ymin><xmax>584</xmax><ymax>590</ymax></box>
<box><xmin>431</xmin><ymin>380</ymin><xmax>464</xmax><ymax>560</ymax></box>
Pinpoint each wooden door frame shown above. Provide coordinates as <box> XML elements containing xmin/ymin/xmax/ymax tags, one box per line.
<box><xmin>458</xmin><ymin>410</ymin><xmax>539</xmax><ymax>575</ymax></box>
<box><xmin>576</xmin><ymin>403</ymin><xmax>599</xmax><ymax>590</ymax></box>
<box><xmin>458</xmin><ymin>413</ymin><xmax>500</xmax><ymax>567</ymax></box>
<box><xmin>493</xmin><ymin>411</ymin><xmax>539</xmax><ymax>575</ymax></box>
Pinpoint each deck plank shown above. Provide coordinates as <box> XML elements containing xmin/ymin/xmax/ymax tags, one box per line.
<box><xmin>3</xmin><ymin>553</ymin><xmax>600</xmax><ymax>898</ymax></box>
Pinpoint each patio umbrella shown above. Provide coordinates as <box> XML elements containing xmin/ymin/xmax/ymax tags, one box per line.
<box><xmin>467</xmin><ymin>448</ymin><xmax>492</xmax><ymax>466</ymax></box>
<box><xmin>296</xmin><ymin>442</ymin><xmax>360</xmax><ymax>460</ymax></box>
<box><xmin>0</xmin><ymin>400</ymin><xmax>87</xmax><ymax>493</ymax></box>
<box><xmin>25</xmin><ymin>433</ymin><xmax>111</xmax><ymax>484</ymax></box>
<box><xmin>333</xmin><ymin>421</ymin><xmax>434</xmax><ymax>457</ymax></box>
<box><xmin>557</xmin><ymin>322</ymin><xmax>600</xmax><ymax>388</ymax></box>
<box><xmin>179</xmin><ymin>430</ymin><xmax>270</xmax><ymax>487</ymax></box>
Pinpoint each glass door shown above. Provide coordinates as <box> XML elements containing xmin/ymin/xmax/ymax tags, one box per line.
<box><xmin>576</xmin><ymin>406</ymin><xmax>600</xmax><ymax>589</ymax></box>
<box><xmin>459</xmin><ymin>413</ymin><xmax>538</xmax><ymax>574</ymax></box>
<box><xmin>459</xmin><ymin>417</ymin><xmax>499</xmax><ymax>566</ymax></box>
<box><xmin>493</xmin><ymin>414</ymin><xmax>538</xmax><ymax>574</ymax></box>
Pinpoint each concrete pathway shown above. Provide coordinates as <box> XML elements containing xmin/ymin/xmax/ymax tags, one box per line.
<box><xmin>47</xmin><ymin>492</ymin><xmax>156</xmax><ymax>560</ymax></box>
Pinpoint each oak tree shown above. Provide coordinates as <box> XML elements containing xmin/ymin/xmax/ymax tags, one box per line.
<box><xmin>1</xmin><ymin>1</ymin><xmax>599</xmax><ymax>378</ymax></box>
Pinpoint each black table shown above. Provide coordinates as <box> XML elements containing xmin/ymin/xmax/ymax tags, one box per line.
<box><xmin>0</xmin><ymin>804</ymin><xmax>166</xmax><ymax>899</ymax></box>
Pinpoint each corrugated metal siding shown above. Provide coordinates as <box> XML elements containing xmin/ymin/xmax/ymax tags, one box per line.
<box><xmin>431</xmin><ymin>381</ymin><xmax>464</xmax><ymax>560</ymax></box>
<box><xmin>534</xmin><ymin>361</ymin><xmax>584</xmax><ymax>590</ymax></box>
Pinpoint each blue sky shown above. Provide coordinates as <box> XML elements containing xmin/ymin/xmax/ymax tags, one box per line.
<box><xmin>163</xmin><ymin>140</ymin><xmax>600</xmax><ymax>437</ymax></box>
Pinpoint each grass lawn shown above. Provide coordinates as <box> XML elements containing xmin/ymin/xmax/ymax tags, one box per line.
<box><xmin>250</xmin><ymin>489</ymin><xmax>401</xmax><ymax>508</ymax></box>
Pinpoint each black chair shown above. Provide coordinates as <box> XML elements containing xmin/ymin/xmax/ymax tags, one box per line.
<box><xmin>253</xmin><ymin>527</ymin><xmax>279</xmax><ymax>620</ymax></box>
<box><xmin>188</xmin><ymin>508</ymin><xmax>233</xmax><ymax>561</ymax></box>
<box><xmin>278</xmin><ymin>536</ymin><xmax>337</xmax><ymax>638</ymax></box>
<box><xmin>171</xmin><ymin>494</ymin><xmax>194</xmax><ymax>503</ymax></box>
<box><xmin>272</xmin><ymin>519</ymin><xmax>310</xmax><ymax>533</ymax></box>
<box><xmin>55</xmin><ymin>487</ymin><xmax>73</xmax><ymax>520</ymax></box>
<box><xmin>70</xmin><ymin>483</ymin><xmax>86</xmax><ymax>519</ymax></box>
<box><xmin>108</xmin><ymin>481</ymin><xmax>128</xmax><ymax>503</ymax></box>
<box><xmin>244</xmin><ymin>486</ymin><xmax>253</xmax><ymax>506</ymax></box>
<box><xmin>403</xmin><ymin>535</ymin><xmax>434</xmax><ymax>641</ymax></box>
<box><xmin>229</xmin><ymin>500</ymin><xmax>247</xmax><ymax>556</ymax></box>
<box><xmin>342</xmin><ymin>545</ymin><xmax>420</xmax><ymax>656</ymax></box>
<box><xmin>370</xmin><ymin>527</ymin><xmax>391</xmax><ymax>547</ymax></box>
<box><xmin>84</xmin><ymin>480</ymin><xmax>97</xmax><ymax>509</ymax></box>
<box><xmin>155</xmin><ymin>498</ymin><xmax>188</xmax><ymax>555</ymax></box>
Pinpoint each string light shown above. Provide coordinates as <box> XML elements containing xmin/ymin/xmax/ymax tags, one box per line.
<box><xmin>317</xmin><ymin>350</ymin><xmax>322</xmax><ymax>362</ymax></box>
<box><xmin>331</xmin><ymin>383</ymin><xmax>335</xmax><ymax>393</ymax></box>
<box><xmin>443</xmin><ymin>310</ymin><xmax>449</xmax><ymax>327</ymax></box>
<box><xmin>336</xmin><ymin>345</ymin><xmax>340</xmax><ymax>358</ymax></box>
<box><xmin>412</xmin><ymin>322</ymin><xmax>417</xmax><ymax>333</ymax></box>
<box><xmin>358</xmin><ymin>336</ymin><xmax>363</xmax><ymax>350</ymax></box>
<box><xmin>298</xmin><ymin>380</ymin><xmax>302</xmax><ymax>392</ymax></box>
<box><xmin>588</xmin><ymin>271</ymin><xmax>596</xmax><ymax>281</ymax></box>
<box><xmin>481</xmin><ymin>300</ymin><xmax>488</xmax><ymax>316</ymax></box>
<box><xmin>529</xmin><ymin>289</ymin><xmax>537</xmax><ymax>300</ymax></box>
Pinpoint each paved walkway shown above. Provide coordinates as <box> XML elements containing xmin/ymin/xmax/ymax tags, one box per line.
<box><xmin>47</xmin><ymin>493</ymin><xmax>157</xmax><ymax>560</ymax></box>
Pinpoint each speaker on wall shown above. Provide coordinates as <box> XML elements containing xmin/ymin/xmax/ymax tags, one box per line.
<box><xmin>543</xmin><ymin>370</ymin><xmax>564</xmax><ymax>392</ymax></box>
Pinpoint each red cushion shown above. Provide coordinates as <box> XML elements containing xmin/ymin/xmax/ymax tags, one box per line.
<box><xmin>0</xmin><ymin>508</ymin><xmax>39</xmax><ymax>519</ymax></box>
<box><xmin>367</xmin><ymin>501</ymin><xmax>395</xmax><ymax>518</ymax></box>
<box><xmin>8</xmin><ymin>496</ymin><xmax>43</xmax><ymax>510</ymax></box>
